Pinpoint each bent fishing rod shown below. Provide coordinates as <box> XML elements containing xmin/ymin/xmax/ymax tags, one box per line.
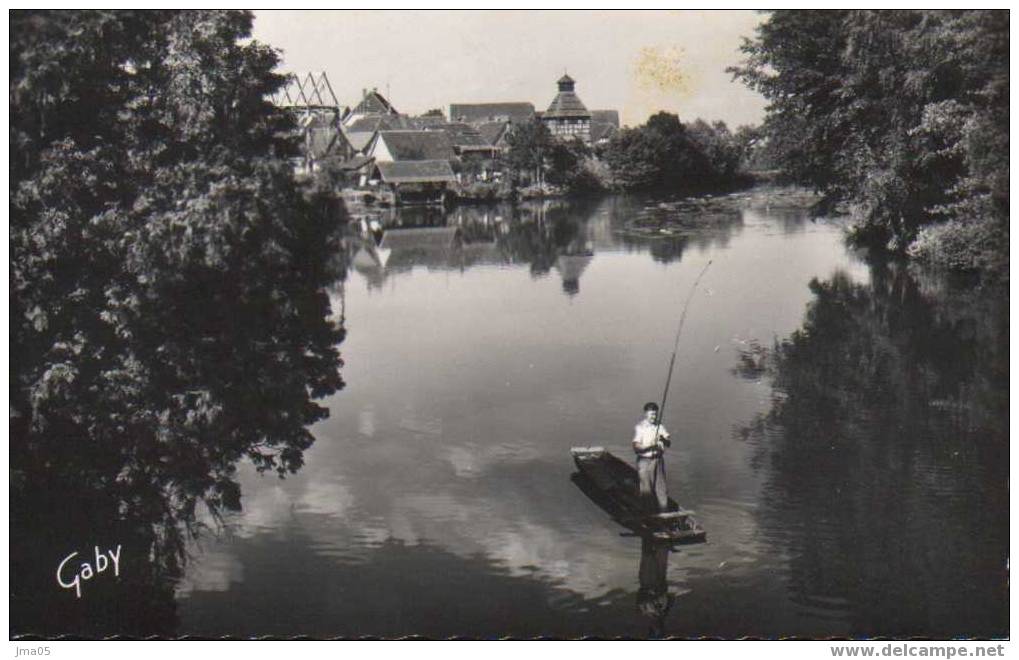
<box><xmin>653</xmin><ymin>260</ymin><xmax>712</xmax><ymax>443</ymax></box>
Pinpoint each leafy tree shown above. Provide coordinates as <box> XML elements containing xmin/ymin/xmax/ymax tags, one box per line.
<box><xmin>545</xmin><ymin>138</ymin><xmax>599</xmax><ymax>191</ymax></box>
<box><xmin>504</xmin><ymin>118</ymin><xmax>554</xmax><ymax>185</ymax></box>
<box><xmin>733</xmin><ymin>124</ymin><xmax>775</xmax><ymax>171</ymax></box>
<box><xmin>731</xmin><ymin>10</ymin><xmax>1008</xmax><ymax>270</ymax></box>
<box><xmin>11</xmin><ymin>10</ymin><xmax>345</xmax><ymax>634</ymax></box>
<box><xmin>602</xmin><ymin>112</ymin><xmax>745</xmax><ymax>191</ymax></box>
<box><xmin>685</xmin><ymin>120</ymin><xmax>742</xmax><ymax>180</ymax></box>
<box><xmin>502</xmin><ymin>120</ymin><xmax>600</xmax><ymax>193</ymax></box>
<box><xmin>729</xmin><ymin>11</ymin><xmax>850</xmax><ymax>193</ymax></box>
<box><xmin>601</xmin><ymin>126</ymin><xmax>667</xmax><ymax>190</ymax></box>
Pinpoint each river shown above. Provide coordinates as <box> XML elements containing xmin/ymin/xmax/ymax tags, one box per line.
<box><xmin>174</xmin><ymin>188</ymin><xmax>1008</xmax><ymax>638</ymax></box>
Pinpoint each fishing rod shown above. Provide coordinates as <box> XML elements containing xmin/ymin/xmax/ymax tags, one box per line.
<box><xmin>654</xmin><ymin>259</ymin><xmax>713</xmax><ymax>443</ymax></box>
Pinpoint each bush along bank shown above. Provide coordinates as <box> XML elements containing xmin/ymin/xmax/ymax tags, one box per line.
<box><xmin>496</xmin><ymin>113</ymin><xmax>754</xmax><ymax>199</ymax></box>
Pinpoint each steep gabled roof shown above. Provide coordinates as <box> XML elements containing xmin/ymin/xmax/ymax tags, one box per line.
<box><xmin>437</xmin><ymin>122</ymin><xmax>490</xmax><ymax>148</ymax></box>
<box><xmin>378</xmin><ymin>130</ymin><xmax>455</xmax><ymax>161</ymax></box>
<box><xmin>449</xmin><ymin>102</ymin><xmax>535</xmax><ymax>124</ymax></box>
<box><xmin>346</xmin><ymin>130</ymin><xmax>376</xmax><ymax>153</ymax></box>
<box><xmin>351</xmin><ymin>89</ymin><xmax>397</xmax><ymax>116</ymax></box>
<box><xmin>345</xmin><ymin>114</ymin><xmax>415</xmax><ymax>133</ymax></box>
<box><xmin>375</xmin><ymin>160</ymin><xmax>457</xmax><ymax>184</ymax></box>
<box><xmin>590</xmin><ymin>122</ymin><xmax>618</xmax><ymax>143</ymax></box>
<box><xmin>478</xmin><ymin>121</ymin><xmax>510</xmax><ymax>146</ymax></box>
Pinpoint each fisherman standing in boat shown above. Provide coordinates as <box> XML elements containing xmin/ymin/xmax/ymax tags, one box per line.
<box><xmin>632</xmin><ymin>402</ymin><xmax>671</xmax><ymax>513</ymax></box>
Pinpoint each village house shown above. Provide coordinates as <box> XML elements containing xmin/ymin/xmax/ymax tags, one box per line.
<box><xmin>344</xmin><ymin>113</ymin><xmax>415</xmax><ymax>154</ymax></box>
<box><xmin>342</xmin><ymin>87</ymin><xmax>398</xmax><ymax>127</ymax></box>
<box><xmin>281</xmin><ymin>76</ymin><xmax>619</xmax><ymax>195</ymax></box>
<box><xmin>448</xmin><ymin>102</ymin><xmax>535</xmax><ymax>125</ymax></box>
<box><xmin>589</xmin><ymin>109</ymin><xmax>620</xmax><ymax>145</ymax></box>
<box><xmin>446</xmin><ymin>103</ymin><xmax>534</xmax><ymax>177</ymax></box>
<box><xmin>435</xmin><ymin>122</ymin><xmax>504</xmax><ymax>182</ymax></box>
<box><xmin>341</xmin><ymin>88</ymin><xmax>404</xmax><ymax>156</ymax></box>
<box><xmin>369</xmin><ymin>160</ymin><xmax>458</xmax><ymax>205</ymax></box>
<box><xmin>591</xmin><ymin>109</ymin><xmax>620</xmax><ymax>128</ymax></box>
<box><xmin>541</xmin><ymin>74</ymin><xmax>591</xmax><ymax>142</ymax></box>
<box><xmin>365</xmin><ymin>130</ymin><xmax>458</xmax><ymax>205</ymax></box>
<box><xmin>368</xmin><ymin>130</ymin><xmax>455</xmax><ymax>162</ymax></box>
<box><xmin>437</xmin><ymin>122</ymin><xmax>498</xmax><ymax>158</ymax></box>
<box><xmin>478</xmin><ymin>121</ymin><xmax>512</xmax><ymax>149</ymax></box>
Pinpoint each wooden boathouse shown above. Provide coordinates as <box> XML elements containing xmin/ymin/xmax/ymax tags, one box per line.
<box><xmin>369</xmin><ymin>160</ymin><xmax>457</xmax><ymax>206</ymax></box>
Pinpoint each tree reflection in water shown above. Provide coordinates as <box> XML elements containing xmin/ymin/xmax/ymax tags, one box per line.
<box><xmin>346</xmin><ymin>195</ymin><xmax>748</xmax><ymax>299</ymax></box>
<box><xmin>11</xmin><ymin>226</ymin><xmax>348</xmax><ymax>638</ymax></box>
<box><xmin>348</xmin><ymin>199</ymin><xmax>599</xmax><ymax>297</ymax></box>
<box><xmin>735</xmin><ymin>259</ymin><xmax>1007</xmax><ymax>637</ymax></box>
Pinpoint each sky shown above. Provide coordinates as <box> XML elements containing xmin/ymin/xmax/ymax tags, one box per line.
<box><xmin>252</xmin><ymin>10</ymin><xmax>769</xmax><ymax>128</ymax></box>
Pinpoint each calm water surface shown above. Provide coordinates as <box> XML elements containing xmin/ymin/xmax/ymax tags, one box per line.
<box><xmin>176</xmin><ymin>190</ymin><xmax>1008</xmax><ymax>638</ymax></box>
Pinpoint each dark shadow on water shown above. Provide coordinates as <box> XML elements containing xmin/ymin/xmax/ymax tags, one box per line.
<box><xmin>11</xmin><ymin>217</ymin><xmax>350</xmax><ymax>638</ymax></box>
<box><xmin>733</xmin><ymin>258</ymin><xmax>1008</xmax><ymax>637</ymax></box>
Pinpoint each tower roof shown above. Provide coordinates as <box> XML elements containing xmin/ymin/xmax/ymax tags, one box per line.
<box><xmin>545</xmin><ymin>92</ymin><xmax>590</xmax><ymax>118</ymax></box>
<box><xmin>545</xmin><ymin>73</ymin><xmax>590</xmax><ymax>119</ymax></box>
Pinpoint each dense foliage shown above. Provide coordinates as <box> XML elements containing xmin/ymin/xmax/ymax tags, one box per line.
<box><xmin>503</xmin><ymin>119</ymin><xmax>601</xmax><ymax>193</ymax></box>
<box><xmin>731</xmin><ymin>11</ymin><xmax>1008</xmax><ymax>273</ymax></box>
<box><xmin>11</xmin><ymin>10</ymin><xmax>345</xmax><ymax>633</ymax></box>
<box><xmin>600</xmin><ymin>112</ymin><xmax>746</xmax><ymax>191</ymax></box>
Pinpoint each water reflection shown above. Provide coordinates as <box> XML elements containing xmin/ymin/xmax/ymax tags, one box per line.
<box><xmin>346</xmin><ymin>195</ymin><xmax>751</xmax><ymax>299</ymax></box>
<box><xmin>610</xmin><ymin>194</ymin><xmax>745</xmax><ymax>264</ymax></box>
<box><xmin>569</xmin><ymin>477</ymin><xmax>682</xmax><ymax>638</ymax></box>
<box><xmin>124</xmin><ymin>188</ymin><xmax>1007</xmax><ymax>638</ymax></box>
<box><xmin>637</xmin><ymin>538</ymin><xmax>675</xmax><ymax>638</ymax></box>
<box><xmin>175</xmin><ymin>191</ymin><xmax>873</xmax><ymax>637</ymax></box>
<box><xmin>735</xmin><ymin>258</ymin><xmax>1008</xmax><ymax>637</ymax></box>
<box><xmin>11</xmin><ymin>215</ymin><xmax>349</xmax><ymax>637</ymax></box>
<box><xmin>348</xmin><ymin>200</ymin><xmax>600</xmax><ymax>297</ymax></box>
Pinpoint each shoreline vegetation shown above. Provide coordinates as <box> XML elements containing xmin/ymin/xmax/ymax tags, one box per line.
<box><xmin>453</xmin><ymin>111</ymin><xmax>757</xmax><ymax>202</ymax></box>
<box><xmin>731</xmin><ymin>10</ymin><xmax>1008</xmax><ymax>280</ymax></box>
<box><xmin>325</xmin><ymin>111</ymin><xmax>761</xmax><ymax>209</ymax></box>
<box><xmin>429</xmin><ymin>10</ymin><xmax>1009</xmax><ymax>281</ymax></box>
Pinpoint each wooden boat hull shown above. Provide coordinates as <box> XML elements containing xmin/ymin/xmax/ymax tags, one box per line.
<box><xmin>571</xmin><ymin>446</ymin><xmax>706</xmax><ymax>544</ymax></box>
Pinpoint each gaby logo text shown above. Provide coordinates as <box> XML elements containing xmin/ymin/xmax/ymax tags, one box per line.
<box><xmin>56</xmin><ymin>545</ymin><xmax>122</xmax><ymax>598</ymax></box>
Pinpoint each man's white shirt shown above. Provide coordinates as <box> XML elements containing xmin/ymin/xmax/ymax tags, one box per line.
<box><xmin>632</xmin><ymin>420</ymin><xmax>670</xmax><ymax>453</ymax></box>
